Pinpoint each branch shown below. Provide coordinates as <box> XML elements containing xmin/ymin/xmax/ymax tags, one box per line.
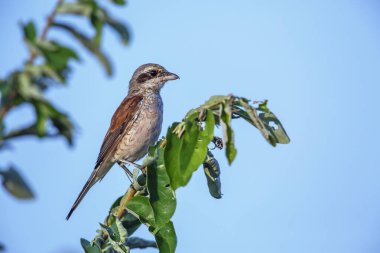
<box><xmin>0</xmin><ymin>125</ymin><xmax>59</xmax><ymax>149</ymax></box>
<box><xmin>27</xmin><ymin>0</ymin><xmax>65</xmax><ymax>64</ymax></box>
<box><xmin>2</xmin><ymin>126</ymin><xmax>37</xmax><ymax>140</ymax></box>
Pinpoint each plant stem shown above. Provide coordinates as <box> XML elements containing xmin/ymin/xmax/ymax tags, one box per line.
<box><xmin>27</xmin><ymin>0</ymin><xmax>65</xmax><ymax>64</ymax></box>
<box><xmin>117</xmin><ymin>185</ymin><xmax>137</xmax><ymax>219</ymax></box>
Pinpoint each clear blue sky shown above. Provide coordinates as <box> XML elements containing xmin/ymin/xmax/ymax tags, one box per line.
<box><xmin>1</xmin><ymin>1</ymin><xmax>380</xmax><ymax>253</ymax></box>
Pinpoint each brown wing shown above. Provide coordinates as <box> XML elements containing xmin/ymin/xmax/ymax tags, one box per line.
<box><xmin>66</xmin><ymin>95</ymin><xmax>143</xmax><ymax>220</ymax></box>
<box><xmin>95</xmin><ymin>95</ymin><xmax>143</xmax><ymax>168</ymax></box>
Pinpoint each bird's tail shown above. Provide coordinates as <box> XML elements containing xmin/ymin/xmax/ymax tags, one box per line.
<box><xmin>66</xmin><ymin>169</ymin><xmax>99</xmax><ymax>220</ymax></box>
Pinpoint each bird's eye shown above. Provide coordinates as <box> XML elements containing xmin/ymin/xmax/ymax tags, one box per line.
<box><xmin>149</xmin><ymin>70</ymin><xmax>158</xmax><ymax>77</ymax></box>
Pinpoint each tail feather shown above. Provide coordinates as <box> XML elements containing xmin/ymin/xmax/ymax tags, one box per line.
<box><xmin>66</xmin><ymin>170</ymin><xmax>98</xmax><ymax>220</ymax></box>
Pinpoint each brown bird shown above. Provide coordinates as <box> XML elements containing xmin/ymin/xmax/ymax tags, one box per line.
<box><xmin>66</xmin><ymin>63</ymin><xmax>179</xmax><ymax>220</ymax></box>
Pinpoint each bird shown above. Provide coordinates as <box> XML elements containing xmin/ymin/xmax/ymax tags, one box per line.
<box><xmin>66</xmin><ymin>63</ymin><xmax>179</xmax><ymax>220</ymax></box>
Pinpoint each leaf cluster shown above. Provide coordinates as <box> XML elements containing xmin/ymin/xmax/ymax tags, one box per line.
<box><xmin>82</xmin><ymin>95</ymin><xmax>290</xmax><ymax>253</ymax></box>
<box><xmin>0</xmin><ymin>0</ymin><xmax>129</xmax><ymax>199</ymax></box>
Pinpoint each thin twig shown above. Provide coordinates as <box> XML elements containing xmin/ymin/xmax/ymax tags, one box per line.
<box><xmin>27</xmin><ymin>0</ymin><xmax>65</xmax><ymax>64</ymax></box>
<box><xmin>2</xmin><ymin>127</ymin><xmax>60</xmax><ymax>140</ymax></box>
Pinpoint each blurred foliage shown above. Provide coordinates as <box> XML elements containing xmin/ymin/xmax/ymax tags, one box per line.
<box><xmin>0</xmin><ymin>166</ymin><xmax>34</xmax><ymax>199</ymax></box>
<box><xmin>82</xmin><ymin>95</ymin><xmax>290</xmax><ymax>253</ymax></box>
<box><xmin>0</xmin><ymin>0</ymin><xmax>130</xmax><ymax>200</ymax></box>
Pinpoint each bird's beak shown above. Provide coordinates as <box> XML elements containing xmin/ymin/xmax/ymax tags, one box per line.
<box><xmin>163</xmin><ymin>71</ymin><xmax>180</xmax><ymax>81</ymax></box>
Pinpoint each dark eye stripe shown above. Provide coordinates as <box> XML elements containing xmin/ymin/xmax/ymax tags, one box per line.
<box><xmin>136</xmin><ymin>70</ymin><xmax>160</xmax><ymax>83</ymax></box>
<box><xmin>136</xmin><ymin>73</ymin><xmax>151</xmax><ymax>83</ymax></box>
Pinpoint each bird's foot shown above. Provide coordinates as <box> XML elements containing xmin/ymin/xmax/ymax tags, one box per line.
<box><xmin>119</xmin><ymin>159</ymin><xmax>143</xmax><ymax>169</ymax></box>
<box><xmin>117</xmin><ymin>161</ymin><xmax>133</xmax><ymax>182</ymax></box>
<box><xmin>119</xmin><ymin>159</ymin><xmax>147</xmax><ymax>175</ymax></box>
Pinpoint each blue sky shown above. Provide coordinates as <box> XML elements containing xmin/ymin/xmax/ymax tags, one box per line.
<box><xmin>1</xmin><ymin>0</ymin><xmax>380</xmax><ymax>253</ymax></box>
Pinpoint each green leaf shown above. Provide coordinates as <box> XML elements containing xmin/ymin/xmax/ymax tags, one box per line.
<box><xmin>220</xmin><ymin>101</ymin><xmax>237</xmax><ymax>164</ymax></box>
<box><xmin>103</xmin><ymin>12</ymin><xmax>130</xmax><ymax>45</ymax></box>
<box><xmin>100</xmin><ymin>218</ymin><xmax>129</xmax><ymax>253</ymax></box>
<box><xmin>165</xmin><ymin>109</ymin><xmax>215</xmax><ymax>190</ymax></box>
<box><xmin>113</xmin><ymin>218</ymin><xmax>128</xmax><ymax>244</ymax></box>
<box><xmin>90</xmin><ymin>8</ymin><xmax>104</xmax><ymax>46</ymax></box>
<box><xmin>57</xmin><ymin>2</ymin><xmax>93</xmax><ymax>16</ymax></box>
<box><xmin>106</xmin><ymin>195</ymin><xmax>142</xmax><ymax>236</ymax></box>
<box><xmin>106</xmin><ymin>196</ymin><xmax>122</xmax><ymax>225</ymax></box>
<box><xmin>234</xmin><ymin>98</ymin><xmax>290</xmax><ymax>146</ymax></box>
<box><xmin>198</xmin><ymin>95</ymin><xmax>231</xmax><ymax>110</ymax></box>
<box><xmin>80</xmin><ymin>238</ymin><xmax>101</xmax><ymax>253</ymax></box>
<box><xmin>33</xmin><ymin>100</ymin><xmax>47</xmax><ymax>136</ymax></box>
<box><xmin>52</xmin><ymin>22</ymin><xmax>113</xmax><ymax>76</ymax></box>
<box><xmin>126</xmin><ymin>193</ymin><xmax>176</xmax><ymax>252</ymax></box>
<box><xmin>203</xmin><ymin>151</ymin><xmax>222</xmax><ymax>199</ymax></box>
<box><xmin>257</xmin><ymin>101</ymin><xmax>290</xmax><ymax>144</ymax></box>
<box><xmin>17</xmin><ymin>72</ymin><xmax>43</xmax><ymax>100</ymax></box>
<box><xmin>31</xmin><ymin>99</ymin><xmax>74</xmax><ymax>144</ymax></box>
<box><xmin>147</xmin><ymin>145</ymin><xmax>176</xmax><ymax>228</ymax></box>
<box><xmin>51</xmin><ymin>114</ymin><xmax>74</xmax><ymax>146</ymax></box>
<box><xmin>237</xmin><ymin>98</ymin><xmax>275</xmax><ymax>146</ymax></box>
<box><xmin>101</xmin><ymin>218</ymin><xmax>127</xmax><ymax>244</ymax></box>
<box><xmin>36</xmin><ymin>40</ymin><xmax>79</xmax><ymax>71</ymax></box>
<box><xmin>127</xmin><ymin>196</ymin><xmax>156</xmax><ymax>227</ymax></box>
<box><xmin>23</xmin><ymin>21</ymin><xmax>37</xmax><ymax>43</ymax></box>
<box><xmin>0</xmin><ymin>166</ymin><xmax>34</xmax><ymax>199</ymax></box>
<box><xmin>25</xmin><ymin>64</ymin><xmax>64</xmax><ymax>83</ymax></box>
<box><xmin>184</xmin><ymin>95</ymin><xmax>230</xmax><ymax>119</ymax></box>
<box><xmin>126</xmin><ymin>237</ymin><xmax>157</xmax><ymax>249</ymax></box>
<box><xmin>121</xmin><ymin>212</ymin><xmax>142</xmax><ymax>237</ymax></box>
<box><xmin>56</xmin><ymin>3</ymin><xmax>130</xmax><ymax>45</ymax></box>
<box><xmin>110</xmin><ymin>0</ymin><xmax>126</xmax><ymax>5</ymax></box>
<box><xmin>153</xmin><ymin>221</ymin><xmax>177</xmax><ymax>253</ymax></box>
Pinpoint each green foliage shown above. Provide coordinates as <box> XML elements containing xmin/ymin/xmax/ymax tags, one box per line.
<box><xmin>146</xmin><ymin>143</ymin><xmax>176</xmax><ymax>228</ymax></box>
<box><xmin>57</xmin><ymin>1</ymin><xmax>130</xmax><ymax>45</ymax></box>
<box><xmin>0</xmin><ymin>166</ymin><xmax>34</xmax><ymax>199</ymax></box>
<box><xmin>127</xmin><ymin>196</ymin><xmax>156</xmax><ymax>227</ymax></box>
<box><xmin>153</xmin><ymin>221</ymin><xmax>177</xmax><ymax>253</ymax></box>
<box><xmin>126</xmin><ymin>237</ymin><xmax>156</xmax><ymax>249</ymax></box>
<box><xmin>203</xmin><ymin>150</ymin><xmax>222</xmax><ymax>199</ymax></box>
<box><xmin>165</xmin><ymin>109</ymin><xmax>215</xmax><ymax>190</ymax></box>
<box><xmin>52</xmin><ymin>22</ymin><xmax>113</xmax><ymax>76</ymax></box>
<box><xmin>234</xmin><ymin>98</ymin><xmax>290</xmax><ymax>146</ymax></box>
<box><xmin>220</xmin><ymin>100</ymin><xmax>237</xmax><ymax>164</ymax></box>
<box><xmin>23</xmin><ymin>21</ymin><xmax>37</xmax><ymax>43</ymax></box>
<box><xmin>100</xmin><ymin>219</ymin><xmax>129</xmax><ymax>253</ymax></box>
<box><xmin>81</xmin><ymin>238</ymin><xmax>102</xmax><ymax>253</ymax></box>
<box><xmin>84</xmin><ymin>95</ymin><xmax>290</xmax><ymax>253</ymax></box>
<box><xmin>110</xmin><ymin>0</ymin><xmax>126</xmax><ymax>6</ymax></box>
<box><xmin>35</xmin><ymin>40</ymin><xmax>80</xmax><ymax>71</ymax></box>
<box><xmin>0</xmin><ymin>0</ymin><xmax>130</xmax><ymax>200</ymax></box>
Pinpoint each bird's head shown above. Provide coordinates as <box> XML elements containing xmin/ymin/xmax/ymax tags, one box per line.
<box><xmin>129</xmin><ymin>63</ymin><xmax>179</xmax><ymax>94</ymax></box>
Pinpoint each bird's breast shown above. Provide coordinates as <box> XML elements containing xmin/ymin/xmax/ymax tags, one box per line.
<box><xmin>113</xmin><ymin>94</ymin><xmax>163</xmax><ymax>162</ymax></box>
